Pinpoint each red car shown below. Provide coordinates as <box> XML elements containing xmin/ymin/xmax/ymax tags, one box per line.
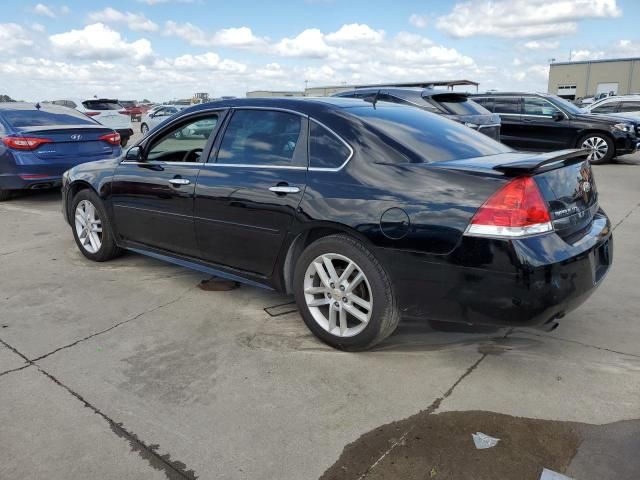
<box><xmin>118</xmin><ymin>101</ymin><xmax>143</xmax><ymax>122</ymax></box>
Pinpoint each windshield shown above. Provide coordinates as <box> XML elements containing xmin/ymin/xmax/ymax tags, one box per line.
<box><xmin>548</xmin><ymin>95</ymin><xmax>586</xmax><ymax>114</ymax></box>
<box><xmin>351</xmin><ymin>104</ymin><xmax>511</xmax><ymax>163</ymax></box>
<box><xmin>82</xmin><ymin>100</ymin><xmax>123</xmax><ymax>111</ymax></box>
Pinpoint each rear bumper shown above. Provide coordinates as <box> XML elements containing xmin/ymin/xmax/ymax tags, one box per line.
<box><xmin>0</xmin><ymin>173</ymin><xmax>62</xmax><ymax>191</ymax></box>
<box><xmin>116</xmin><ymin>128</ymin><xmax>134</xmax><ymax>139</ymax></box>
<box><xmin>385</xmin><ymin>210</ymin><xmax>612</xmax><ymax>327</ymax></box>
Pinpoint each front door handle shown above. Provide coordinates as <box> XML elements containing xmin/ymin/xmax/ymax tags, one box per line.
<box><xmin>169</xmin><ymin>178</ymin><xmax>191</xmax><ymax>186</ymax></box>
<box><xmin>269</xmin><ymin>185</ymin><xmax>300</xmax><ymax>194</ymax></box>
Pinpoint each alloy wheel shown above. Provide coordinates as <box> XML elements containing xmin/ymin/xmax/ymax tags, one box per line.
<box><xmin>582</xmin><ymin>136</ymin><xmax>608</xmax><ymax>161</ymax></box>
<box><xmin>303</xmin><ymin>253</ymin><xmax>373</xmax><ymax>337</ymax></box>
<box><xmin>74</xmin><ymin>200</ymin><xmax>103</xmax><ymax>254</ymax></box>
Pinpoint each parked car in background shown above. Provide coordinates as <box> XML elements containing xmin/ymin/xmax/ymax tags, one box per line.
<box><xmin>0</xmin><ymin>102</ymin><xmax>121</xmax><ymax>201</ymax></box>
<box><xmin>62</xmin><ymin>97</ymin><xmax>612</xmax><ymax>350</ymax></box>
<box><xmin>333</xmin><ymin>87</ymin><xmax>501</xmax><ymax>140</ymax></box>
<box><xmin>52</xmin><ymin>98</ymin><xmax>133</xmax><ymax>147</ymax></box>
<box><xmin>118</xmin><ymin>100</ymin><xmax>143</xmax><ymax>122</ymax></box>
<box><xmin>471</xmin><ymin>92</ymin><xmax>639</xmax><ymax>163</ymax></box>
<box><xmin>583</xmin><ymin>95</ymin><xmax>640</xmax><ymax>120</ymax></box>
<box><xmin>140</xmin><ymin>105</ymin><xmax>183</xmax><ymax>134</ymax></box>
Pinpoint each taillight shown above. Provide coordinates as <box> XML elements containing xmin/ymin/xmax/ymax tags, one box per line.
<box><xmin>85</xmin><ymin>112</ymin><xmax>100</xmax><ymax>117</ymax></box>
<box><xmin>2</xmin><ymin>136</ymin><xmax>53</xmax><ymax>151</ymax></box>
<box><xmin>466</xmin><ymin>176</ymin><xmax>552</xmax><ymax>238</ymax></box>
<box><xmin>98</xmin><ymin>132</ymin><xmax>121</xmax><ymax>146</ymax></box>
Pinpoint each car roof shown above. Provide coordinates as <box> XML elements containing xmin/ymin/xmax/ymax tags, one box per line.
<box><xmin>471</xmin><ymin>92</ymin><xmax>551</xmax><ymax>97</ymax></box>
<box><xmin>175</xmin><ymin>96</ymin><xmax>381</xmax><ymax>117</ymax></box>
<box><xmin>0</xmin><ymin>102</ymin><xmax>76</xmax><ymax>113</ymax></box>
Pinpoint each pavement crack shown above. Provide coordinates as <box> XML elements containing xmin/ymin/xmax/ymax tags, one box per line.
<box><xmin>612</xmin><ymin>201</ymin><xmax>640</xmax><ymax>231</ymax></box>
<box><xmin>31</xmin><ymin>285</ymin><xmax>196</xmax><ymax>362</ymax></box>
<box><xmin>37</xmin><ymin>366</ymin><xmax>198</xmax><ymax>480</ymax></box>
<box><xmin>522</xmin><ymin>330</ymin><xmax>640</xmax><ymax>358</ymax></box>
<box><xmin>357</xmin><ymin>353</ymin><xmax>488</xmax><ymax>479</ymax></box>
<box><xmin>0</xmin><ymin>364</ymin><xmax>32</xmax><ymax>378</ymax></box>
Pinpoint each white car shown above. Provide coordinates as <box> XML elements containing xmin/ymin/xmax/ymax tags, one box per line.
<box><xmin>51</xmin><ymin>98</ymin><xmax>133</xmax><ymax>147</ymax></box>
<box><xmin>585</xmin><ymin>95</ymin><xmax>640</xmax><ymax>120</ymax></box>
<box><xmin>140</xmin><ymin>105</ymin><xmax>185</xmax><ymax>135</ymax></box>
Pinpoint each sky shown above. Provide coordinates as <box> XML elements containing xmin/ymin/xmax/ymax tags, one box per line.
<box><xmin>0</xmin><ymin>0</ymin><xmax>638</xmax><ymax>102</ymax></box>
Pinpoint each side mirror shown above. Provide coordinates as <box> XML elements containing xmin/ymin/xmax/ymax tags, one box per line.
<box><xmin>125</xmin><ymin>146</ymin><xmax>142</xmax><ymax>161</ymax></box>
<box><xmin>552</xmin><ymin>111</ymin><xmax>564</xmax><ymax>121</ymax></box>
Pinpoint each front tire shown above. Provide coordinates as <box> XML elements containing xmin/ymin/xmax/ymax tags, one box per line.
<box><xmin>293</xmin><ymin>234</ymin><xmax>400</xmax><ymax>351</ymax></box>
<box><xmin>580</xmin><ymin>133</ymin><xmax>614</xmax><ymax>164</ymax></box>
<box><xmin>71</xmin><ymin>189</ymin><xmax>122</xmax><ymax>262</ymax></box>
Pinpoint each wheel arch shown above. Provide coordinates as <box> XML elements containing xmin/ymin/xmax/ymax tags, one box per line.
<box><xmin>65</xmin><ymin>180</ymin><xmax>98</xmax><ymax>225</ymax></box>
<box><xmin>279</xmin><ymin>223</ymin><xmax>375</xmax><ymax>295</ymax></box>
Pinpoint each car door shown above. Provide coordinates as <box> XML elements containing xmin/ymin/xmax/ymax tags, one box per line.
<box><xmin>194</xmin><ymin>108</ymin><xmax>308</xmax><ymax>277</ymax></box>
<box><xmin>518</xmin><ymin>97</ymin><xmax>573</xmax><ymax>151</ymax></box>
<box><xmin>489</xmin><ymin>97</ymin><xmax>523</xmax><ymax>148</ymax></box>
<box><xmin>111</xmin><ymin>111</ymin><xmax>225</xmax><ymax>257</ymax></box>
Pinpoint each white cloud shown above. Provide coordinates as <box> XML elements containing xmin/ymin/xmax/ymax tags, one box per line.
<box><xmin>88</xmin><ymin>8</ymin><xmax>159</xmax><ymax>32</ymax></box>
<box><xmin>409</xmin><ymin>14</ymin><xmax>428</xmax><ymax>28</ymax></box>
<box><xmin>0</xmin><ymin>24</ymin><xmax>33</xmax><ymax>52</ymax></box>
<box><xmin>437</xmin><ymin>0</ymin><xmax>621</xmax><ymax>38</ymax></box>
<box><xmin>173</xmin><ymin>52</ymin><xmax>247</xmax><ymax>72</ymax></box>
<box><xmin>33</xmin><ymin>3</ymin><xmax>56</xmax><ymax>17</ymax></box>
<box><xmin>325</xmin><ymin>23</ymin><xmax>384</xmax><ymax>44</ymax></box>
<box><xmin>49</xmin><ymin>23</ymin><xmax>153</xmax><ymax>62</ymax></box>
<box><xmin>164</xmin><ymin>22</ymin><xmax>267</xmax><ymax>48</ymax></box>
<box><xmin>273</xmin><ymin>29</ymin><xmax>332</xmax><ymax>58</ymax></box>
<box><xmin>524</xmin><ymin>40</ymin><xmax>560</xmax><ymax>49</ymax></box>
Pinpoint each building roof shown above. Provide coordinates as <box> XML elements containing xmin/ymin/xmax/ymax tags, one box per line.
<box><xmin>551</xmin><ymin>57</ymin><xmax>640</xmax><ymax>66</ymax></box>
<box><xmin>310</xmin><ymin>79</ymin><xmax>479</xmax><ymax>89</ymax></box>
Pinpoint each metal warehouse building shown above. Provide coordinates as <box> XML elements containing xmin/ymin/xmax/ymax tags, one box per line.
<box><xmin>548</xmin><ymin>57</ymin><xmax>640</xmax><ymax>100</ymax></box>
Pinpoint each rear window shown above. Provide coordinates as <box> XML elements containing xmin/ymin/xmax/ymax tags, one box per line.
<box><xmin>2</xmin><ymin>108</ymin><xmax>95</xmax><ymax>128</ymax></box>
<box><xmin>351</xmin><ymin>104</ymin><xmax>511</xmax><ymax>163</ymax></box>
<box><xmin>82</xmin><ymin>100</ymin><xmax>122</xmax><ymax>111</ymax></box>
<box><xmin>432</xmin><ymin>95</ymin><xmax>489</xmax><ymax>115</ymax></box>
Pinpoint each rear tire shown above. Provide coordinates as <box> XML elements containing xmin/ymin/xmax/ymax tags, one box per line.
<box><xmin>579</xmin><ymin>133</ymin><xmax>614</xmax><ymax>164</ymax></box>
<box><xmin>71</xmin><ymin>189</ymin><xmax>122</xmax><ymax>262</ymax></box>
<box><xmin>293</xmin><ymin>234</ymin><xmax>400</xmax><ymax>351</ymax></box>
<box><xmin>0</xmin><ymin>189</ymin><xmax>11</xmax><ymax>201</ymax></box>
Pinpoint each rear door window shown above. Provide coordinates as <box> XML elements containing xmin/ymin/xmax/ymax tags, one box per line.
<box><xmin>309</xmin><ymin>120</ymin><xmax>352</xmax><ymax>170</ymax></box>
<box><xmin>619</xmin><ymin>101</ymin><xmax>640</xmax><ymax>112</ymax></box>
<box><xmin>215</xmin><ymin>109</ymin><xmax>306</xmax><ymax>167</ymax></box>
<box><xmin>591</xmin><ymin>102</ymin><xmax>620</xmax><ymax>113</ymax></box>
<box><xmin>472</xmin><ymin>97</ymin><xmax>494</xmax><ymax>112</ymax></box>
<box><xmin>82</xmin><ymin>100</ymin><xmax>123</xmax><ymax>111</ymax></box>
<box><xmin>493</xmin><ymin>98</ymin><xmax>521</xmax><ymax>114</ymax></box>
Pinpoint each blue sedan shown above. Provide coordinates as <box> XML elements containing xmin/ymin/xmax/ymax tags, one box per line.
<box><xmin>0</xmin><ymin>102</ymin><xmax>122</xmax><ymax>200</ymax></box>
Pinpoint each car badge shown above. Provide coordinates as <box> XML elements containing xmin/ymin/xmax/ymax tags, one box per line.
<box><xmin>70</xmin><ymin>134</ymin><xmax>83</xmax><ymax>140</ymax></box>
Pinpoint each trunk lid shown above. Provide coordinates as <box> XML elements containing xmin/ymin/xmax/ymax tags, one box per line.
<box><xmin>15</xmin><ymin>125</ymin><xmax>116</xmax><ymax>161</ymax></box>
<box><xmin>436</xmin><ymin>149</ymin><xmax>598</xmax><ymax>242</ymax></box>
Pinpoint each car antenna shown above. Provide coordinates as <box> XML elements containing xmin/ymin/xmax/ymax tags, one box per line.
<box><xmin>364</xmin><ymin>90</ymin><xmax>381</xmax><ymax>109</ymax></box>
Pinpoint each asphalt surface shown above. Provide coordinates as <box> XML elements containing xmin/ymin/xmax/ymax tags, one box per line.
<box><xmin>0</xmin><ymin>145</ymin><xmax>639</xmax><ymax>480</ymax></box>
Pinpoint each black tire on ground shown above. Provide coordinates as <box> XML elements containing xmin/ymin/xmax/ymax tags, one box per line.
<box><xmin>293</xmin><ymin>234</ymin><xmax>400</xmax><ymax>351</ymax></box>
<box><xmin>120</xmin><ymin>137</ymin><xmax>129</xmax><ymax>148</ymax></box>
<box><xmin>70</xmin><ymin>189</ymin><xmax>122</xmax><ymax>262</ymax></box>
<box><xmin>579</xmin><ymin>133</ymin><xmax>615</xmax><ymax>164</ymax></box>
<box><xmin>0</xmin><ymin>189</ymin><xmax>11</xmax><ymax>201</ymax></box>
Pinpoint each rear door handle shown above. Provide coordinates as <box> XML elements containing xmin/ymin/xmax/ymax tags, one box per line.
<box><xmin>269</xmin><ymin>185</ymin><xmax>300</xmax><ymax>194</ymax></box>
<box><xmin>169</xmin><ymin>178</ymin><xmax>191</xmax><ymax>186</ymax></box>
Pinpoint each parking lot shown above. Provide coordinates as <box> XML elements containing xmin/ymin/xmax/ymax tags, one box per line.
<box><xmin>1</xmin><ymin>138</ymin><xmax>639</xmax><ymax>479</ymax></box>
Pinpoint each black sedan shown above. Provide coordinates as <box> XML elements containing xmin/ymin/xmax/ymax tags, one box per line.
<box><xmin>62</xmin><ymin>98</ymin><xmax>612</xmax><ymax>351</ymax></box>
<box><xmin>334</xmin><ymin>87</ymin><xmax>502</xmax><ymax>140</ymax></box>
<box><xmin>471</xmin><ymin>92</ymin><xmax>639</xmax><ymax>163</ymax></box>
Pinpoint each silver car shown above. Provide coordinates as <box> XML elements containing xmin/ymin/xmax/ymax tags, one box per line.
<box><xmin>140</xmin><ymin>105</ymin><xmax>183</xmax><ymax>135</ymax></box>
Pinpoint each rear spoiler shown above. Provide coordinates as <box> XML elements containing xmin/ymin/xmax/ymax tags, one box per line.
<box><xmin>493</xmin><ymin>149</ymin><xmax>589</xmax><ymax>175</ymax></box>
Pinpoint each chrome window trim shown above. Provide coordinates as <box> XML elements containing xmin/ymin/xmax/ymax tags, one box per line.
<box><xmin>308</xmin><ymin>118</ymin><xmax>354</xmax><ymax>172</ymax></box>
<box><xmin>204</xmin><ymin>163</ymin><xmax>307</xmax><ymax>170</ymax></box>
<box><xmin>120</xmin><ymin>161</ymin><xmax>204</xmax><ymax>166</ymax></box>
